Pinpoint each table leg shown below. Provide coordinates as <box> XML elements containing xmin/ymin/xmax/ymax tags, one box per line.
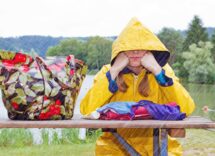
<box><xmin>161</xmin><ymin>129</ymin><xmax>168</xmax><ymax>156</ymax></box>
<box><xmin>153</xmin><ymin>128</ymin><xmax>160</xmax><ymax>156</ymax></box>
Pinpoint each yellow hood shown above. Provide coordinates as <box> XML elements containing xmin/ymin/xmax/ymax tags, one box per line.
<box><xmin>111</xmin><ymin>17</ymin><xmax>170</xmax><ymax>67</ymax></box>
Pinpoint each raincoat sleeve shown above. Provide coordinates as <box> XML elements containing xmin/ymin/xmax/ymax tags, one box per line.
<box><xmin>158</xmin><ymin>64</ymin><xmax>195</xmax><ymax>116</ymax></box>
<box><xmin>80</xmin><ymin>65</ymin><xmax>113</xmax><ymax>115</ymax></box>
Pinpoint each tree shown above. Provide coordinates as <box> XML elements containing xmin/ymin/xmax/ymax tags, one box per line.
<box><xmin>157</xmin><ymin>27</ymin><xmax>184</xmax><ymax>64</ymax></box>
<box><xmin>86</xmin><ymin>36</ymin><xmax>112</xmax><ymax>70</ymax></box>
<box><xmin>182</xmin><ymin>41</ymin><xmax>215</xmax><ymax>83</ymax></box>
<box><xmin>183</xmin><ymin>15</ymin><xmax>208</xmax><ymax>51</ymax></box>
<box><xmin>46</xmin><ymin>37</ymin><xmax>113</xmax><ymax>71</ymax></box>
<box><xmin>211</xmin><ymin>30</ymin><xmax>215</xmax><ymax>61</ymax></box>
<box><xmin>0</xmin><ymin>36</ymin><xmax>63</xmax><ymax>58</ymax></box>
<box><xmin>46</xmin><ymin>39</ymin><xmax>87</xmax><ymax>62</ymax></box>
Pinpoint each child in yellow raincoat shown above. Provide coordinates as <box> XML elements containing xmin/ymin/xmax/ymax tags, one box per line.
<box><xmin>80</xmin><ymin>18</ymin><xmax>195</xmax><ymax>156</ymax></box>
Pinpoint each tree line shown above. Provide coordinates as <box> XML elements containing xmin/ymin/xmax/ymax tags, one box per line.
<box><xmin>47</xmin><ymin>36</ymin><xmax>113</xmax><ymax>74</ymax></box>
<box><xmin>0</xmin><ymin>36</ymin><xmax>64</xmax><ymax>57</ymax></box>
<box><xmin>0</xmin><ymin>15</ymin><xmax>215</xmax><ymax>84</ymax></box>
<box><xmin>47</xmin><ymin>15</ymin><xmax>215</xmax><ymax>84</ymax></box>
<box><xmin>158</xmin><ymin>15</ymin><xmax>215</xmax><ymax>84</ymax></box>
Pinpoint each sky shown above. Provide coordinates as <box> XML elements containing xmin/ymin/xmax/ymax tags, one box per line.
<box><xmin>0</xmin><ymin>0</ymin><xmax>214</xmax><ymax>37</ymax></box>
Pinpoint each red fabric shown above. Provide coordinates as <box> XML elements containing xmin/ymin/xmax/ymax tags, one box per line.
<box><xmin>132</xmin><ymin>106</ymin><xmax>153</xmax><ymax>120</ymax></box>
<box><xmin>167</xmin><ymin>102</ymin><xmax>177</xmax><ymax>106</ymax></box>
<box><xmin>100</xmin><ymin>111</ymin><xmax>132</xmax><ymax>120</ymax></box>
<box><xmin>99</xmin><ymin>106</ymin><xmax>153</xmax><ymax>120</ymax></box>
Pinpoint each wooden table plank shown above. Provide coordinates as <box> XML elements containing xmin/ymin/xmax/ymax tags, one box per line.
<box><xmin>0</xmin><ymin>116</ymin><xmax>214</xmax><ymax>129</ymax></box>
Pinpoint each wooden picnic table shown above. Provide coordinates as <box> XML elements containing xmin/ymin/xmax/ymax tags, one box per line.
<box><xmin>0</xmin><ymin>116</ymin><xmax>214</xmax><ymax>156</ymax></box>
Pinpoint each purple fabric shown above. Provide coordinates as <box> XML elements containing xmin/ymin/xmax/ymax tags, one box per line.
<box><xmin>137</xmin><ymin>100</ymin><xmax>186</xmax><ymax>120</ymax></box>
<box><xmin>97</xmin><ymin>100</ymin><xmax>186</xmax><ymax>120</ymax></box>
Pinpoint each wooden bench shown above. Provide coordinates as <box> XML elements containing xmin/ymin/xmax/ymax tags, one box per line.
<box><xmin>0</xmin><ymin>116</ymin><xmax>214</xmax><ymax>156</ymax></box>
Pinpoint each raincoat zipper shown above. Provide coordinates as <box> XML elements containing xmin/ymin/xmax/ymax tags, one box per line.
<box><xmin>133</xmin><ymin>74</ymin><xmax>138</xmax><ymax>101</ymax></box>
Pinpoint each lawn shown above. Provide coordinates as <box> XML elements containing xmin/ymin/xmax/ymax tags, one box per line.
<box><xmin>0</xmin><ymin>144</ymin><xmax>95</xmax><ymax>156</ymax></box>
<box><xmin>0</xmin><ymin>128</ymin><xmax>214</xmax><ymax>156</ymax></box>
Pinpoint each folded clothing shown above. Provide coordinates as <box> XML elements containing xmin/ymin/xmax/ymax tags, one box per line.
<box><xmin>84</xmin><ymin>100</ymin><xmax>186</xmax><ymax>120</ymax></box>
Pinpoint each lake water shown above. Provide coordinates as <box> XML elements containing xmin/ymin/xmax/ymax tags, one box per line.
<box><xmin>0</xmin><ymin>75</ymin><xmax>214</xmax><ymax>144</ymax></box>
<box><xmin>183</xmin><ymin>83</ymin><xmax>215</xmax><ymax>116</ymax></box>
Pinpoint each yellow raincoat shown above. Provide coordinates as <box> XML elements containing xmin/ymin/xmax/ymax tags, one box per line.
<box><xmin>80</xmin><ymin>18</ymin><xmax>195</xmax><ymax>156</ymax></box>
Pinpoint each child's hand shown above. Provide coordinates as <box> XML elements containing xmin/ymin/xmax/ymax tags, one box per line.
<box><xmin>110</xmin><ymin>53</ymin><xmax>129</xmax><ymax>79</ymax></box>
<box><xmin>141</xmin><ymin>52</ymin><xmax>162</xmax><ymax>75</ymax></box>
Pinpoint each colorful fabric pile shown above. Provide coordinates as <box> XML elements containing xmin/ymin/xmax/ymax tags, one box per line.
<box><xmin>0</xmin><ymin>50</ymin><xmax>87</xmax><ymax>120</ymax></box>
<box><xmin>85</xmin><ymin>100</ymin><xmax>186</xmax><ymax>120</ymax></box>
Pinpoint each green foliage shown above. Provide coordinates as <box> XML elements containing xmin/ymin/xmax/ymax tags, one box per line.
<box><xmin>0</xmin><ymin>36</ymin><xmax>63</xmax><ymax>57</ymax></box>
<box><xmin>183</xmin><ymin>15</ymin><xmax>208</xmax><ymax>51</ymax></box>
<box><xmin>172</xmin><ymin>60</ymin><xmax>189</xmax><ymax>81</ymax></box>
<box><xmin>1</xmin><ymin>16</ymin><xmax>214</xmax><ymax>84</ymax></box>
<box><xmin>47</xmin><ymin>36</ymin><xmax>113</xmax><ymax>71</ymax></box>
<box><xmin>158</xmin><ymin>27</ymin><xmax>184</xmax><ymax>53</ymax></box>
<box><xmin>47</xmin><ymin>39</ymin><xmax>87</xmax><ymax>62</ymax></box>
<box><xmin>211</xmin><ymin>30</ymin><xmax>215</xmax><ymax>45</ymax></box>
<box><xmin>211</xmin><ymin>30</ymin><xmax>215</xmax><ymax>61</ymax></box>
<box><xmin>86</xmin><ymin>36</ymin><xmax>112</xmax><ymax>70</ymax></box>
<box><xmin>182</xmin><ymin>41</ymin><xmax>215</xmax><ymax>83</ymax></box>
<box><xmin>157</xmin><ymin>27</ymin><xmax>184</xmax><ymax>64</ymax></box>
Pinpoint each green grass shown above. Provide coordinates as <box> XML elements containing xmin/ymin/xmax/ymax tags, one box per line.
<box><xmin>0</xmin><ymin>129</ymin><xmax>33</xmax><ymax>147</ymax></box>
<box><xmin>179</xmin><ymin>129</ymin><xmax>215</xmax><ymax>156</ymax></box>
<box><xmin>0</xmin><ymin>128</ymin><xmax>100</xmax><ymax>156</ymax></box>
<box><xmin>0</xmin><ymin>144</ymin><xmax>95</xmax><ymax>156</ymax></box>
<box><xmin>0</xmin><ymin>128</ymin><xmax>98</xmax><ymax>156</ymax></box>
<box><xmin>41</xmin><ymin>128</ymin><xmax>101</xmax><ymax>145</ymax></box>
<box><xmin>0</xmin><ymin>128</ymin><xmax>101</xmax><ymax>147</ymax></box>
<box><xmin>0</xmin><ymin>128</ymin><xmax>214</xmax><ymax>156</ymax></box>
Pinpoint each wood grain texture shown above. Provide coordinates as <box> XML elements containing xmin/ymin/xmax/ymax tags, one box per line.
<box><xmin>0</xmin><ymin>116</ymin><xmax>214</xmax><ymax>129</ymax></box>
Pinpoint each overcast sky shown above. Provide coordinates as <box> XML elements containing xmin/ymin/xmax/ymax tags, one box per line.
<box><xmin>0</xmin><ymin>0</ymin><xmax>214</xmax><ymax>37</ymax></box>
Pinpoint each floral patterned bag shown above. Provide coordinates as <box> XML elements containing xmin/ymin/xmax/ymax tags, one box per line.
<box><xmin>0</xmin><ymin>50</ymin><xmax>87</xmax><ymax>120</ymax></box>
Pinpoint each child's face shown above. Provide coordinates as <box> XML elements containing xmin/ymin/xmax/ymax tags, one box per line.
<box><xmin>125</xmin><ymin>50</ymin><xmax>147</xmax><ymax>67</ymax></box>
